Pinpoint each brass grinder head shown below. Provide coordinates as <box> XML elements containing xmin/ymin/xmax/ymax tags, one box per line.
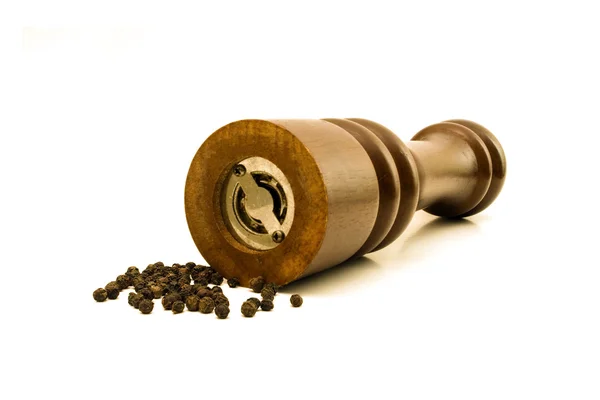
<box><xmin>185</xmin><ymin>119</ymin><xmax>506</xmax><ymax>287</ymax></box>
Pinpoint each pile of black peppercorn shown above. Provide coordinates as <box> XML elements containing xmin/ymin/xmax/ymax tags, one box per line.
<box><xmin>93</xmin><ymin>262</ymin><xmax>303</xmax><ymax>319</ymax></box>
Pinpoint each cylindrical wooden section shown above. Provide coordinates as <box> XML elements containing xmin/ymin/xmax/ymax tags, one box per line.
<box><xmin>407</xmin><ymin>122</ymin><xmax>493</xmax><ymax>217</ymax></box>
<box><xmin>185</xmin><ymin>119</ymin><xmax>379</xmax><ymax>286</ymax></box>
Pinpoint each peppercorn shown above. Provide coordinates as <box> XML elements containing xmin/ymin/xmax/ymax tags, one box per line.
<box><xmin>241</xmin><ymin>301</ymin><xmax>258</xmax><ymax>318</ymax></box>
<box><xmin>132</xmin><ymin>275</ymin><xmax>145</xmax><ymax>286</ymax></box>
<box><xmin>261</xmin><ymin>288</ymin><xmax>275</xmax><ymax>301</ymax></box>
<box><xmin>172</xmin><ymin>301</ymin><xmax>185</xmax><ymax>314</ymax></box>
<box><xmin>139</xmin><ymin>288</ymin><xmax>154</xmax><ymax>300</ymax></box>
<box><xmin>260</xmin><ymin>299</ymin><xmax>274</xmax><ymax>311</ymax></box>
<box><xmin>149</xmin><ymin>284</ymin><xmax>163</xmax><ymax>299</ymax></box>
<box><xmin>126</xmin><ymin>266</ymin><xmax>140</xmax><ymax>278</ymax></box>
<box><xmin>199</xmin><ymin>297</ymin><xmax>215</xmax><ymax>314</ymax></box>
<box><xmin>290</xmin><ymin>294</ymin><xmax>303</xmax><ymax>307</ymax></box>
<box><xmin>179</xmin><ymin>283</ymin><xmax>193</xmax><ymax>300</ymax></box>
<box><xmin>153</xmin><ymin>262</ymin><xmax>165</xmax><ymax>268</ymax></box>
<box><xmin>198</xmin><ymin>270</ymin><xmax>212</xmax><ymax>284</ymax></box>
<box><xmin>178</xmin><ymin>276</ymin><xmax>191</xmax><ymax>286</ymax></box>
<box><xmin>116</xmin><ymin>274</ymin><xmax>132</xmax><ymax>290</ymax></box>
<box><xmin>211</xmin><ymin>286</ymin><xmax>223</xmax><ymax>294</ymax></box>
<box><xmin>139</xmin><ymin>299</ymin><xmax>154</xmax><ymax>314</ymax></box>
<box><xmin>191</xmin><ymin>284</ymin><xmax>204</xmax><ymax>295</ymax></box>
<box><xmin>93</xmin><ymin>288</ymin><xmax>108</xmax><ymax>302</ymax></box>
<box><xmin>105</xmin><ymin>282</ymin><xmax>120</xmax><ymax>300</ymax></box>
<box><xmin>246</xmin><ymin>297</ymin><xmax>261</xmax><ymax>309</ymax></box>
<box><xmin>210</xmin><ymin>271</ymin><xmax>224</xmax><ymax>286</ymax></box>
<box><xmin>162</xmin><ymin>293</ymin><xmax>182</xmax><ymax>310</ymax></box>
<box><xmin>215</xmin><ymin>304</ymin><xmax>230</xmax><ymax>319</ymax></box>
<box><xmin>227</xmin><ymin>277</ymin><xmax>240</xmax><ymax>288</ymax></box>
<box><xmin>214</xmin><ymin>294</ymin><xmax>229</xmax><ymax>307</ymax></box>
<box><xmin>158</xmin><ymin>276</ymin><xmax>169</xmax><ymax>285</ymax></box>
<box><xmin>185</xmin><ymin>295</ymin><xmax>200</xmax><ymax>311</ymax></box>
<box><xmin>185</xmin><ymin>262</ymin><xmax>196</xmax><ymax>269</ymax></box>
<box><xmin>264</xmin><ymin>282</ymin><xmax>281</xmax><ymax>294</ymax></box>
<box><xmin>249</xmin><ymin>276</ymin><xmax>265</xmax><ymax>293</ymax></box>
<box><xmin>196</xmin><ymin>287</ymin><xmax>211</xmax><ymax>299</ymax></box>
<box><xmin>195</xmin><ymin>277</ymin><xmax>209</xmax><ymax>286</ymax></box>
<box><xmin>192</xmin><ymin>264</ymin><xmax>207</xmax><ymax>275</ymax></box>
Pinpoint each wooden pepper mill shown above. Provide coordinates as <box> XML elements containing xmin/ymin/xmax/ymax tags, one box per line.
<box><xmin>185</xmin><ymin>118</ymin><xmax>506</xmax><ymax>286</ymax></box>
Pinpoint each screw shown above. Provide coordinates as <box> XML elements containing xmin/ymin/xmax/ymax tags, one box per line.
<box><xmin>272</xmin><ymin>230</ymin><xmax>285</xmax><ymax>243</ymax></box>
<box><xmin>233</xmin><ymin>164</ymin><xmax>246</xmax><ymax>177</ymax></box>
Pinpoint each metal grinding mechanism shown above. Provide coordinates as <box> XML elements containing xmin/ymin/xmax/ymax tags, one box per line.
<box><xmin>185</xmin><ymin>118</ymin><xmax>507</xmax><ymax>287</ymax></box>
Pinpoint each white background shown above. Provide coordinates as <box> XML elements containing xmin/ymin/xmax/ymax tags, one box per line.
<box><xmin>5</xmin><ymin>1</ymin><xmax>600</xmax><ymax>399</ymax></box>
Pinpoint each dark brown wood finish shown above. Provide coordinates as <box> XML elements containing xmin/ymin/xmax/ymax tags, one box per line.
<box><xmin>185</xmin><ymin>118</ymin><xmax>506</xmax><ymax>286</ymax></box>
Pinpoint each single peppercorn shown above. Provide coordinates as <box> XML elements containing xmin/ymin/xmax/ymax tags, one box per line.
<box><xmin>249</xmin><ymin>276</ymin><xmax>266</xmax><ymax>293</ymax></box>
<box><xmin>105</xmin><ymin>282</ymin><xmax>120</xmax><ymax>300</ymax></box>
<box><xmin>261</xmin><ymin>288</ymin><xmax>275</xmax><ymax>301</ymax></box>
<box><xmin>185</xmin><ymin>295</ymin><xmax>200</xmax><ymax>311</ymax></box>
<box><xmin>134</xmin><ymin>283</ymin><xmax>146</xmax><ymax>292</ymax></box>
<box><xmin>195</xmin><ymin>277</ymin><xmax>209</xmax><ymax>286</ymax></box>
<box><xmin>198</xmin><ymin>270</ymin><xmax>212</xmax><ymax>283</ymax></box>
<box><xmin>126</xmin><ymin>266</ymin><xmax>140</xmax><ymax>278</ymax></box>
<box><xmin>172</xmin><ymin>301</ymin><xmax>185</xmax><ymax>314</ymax></box>
<box><xmin>153</xmin><ymin>261</ymin><xmax>165</xmax><ymax>268</ymax></box>
<box><xmin>139</xmin><ymin>288</ymin><xmax>154</xmax><ymax>300</ymax></box>
<box><xmin>214</xmin><ymin>294</ymin><xmax>230</xmax><ymax>307</ymax></box>
<box><xmin>139</xmin><ymin>299</ymin><xmax>154</xmax><ymax>314</ymax></box>
<box><xmin>116</xmin><ymin>274</ymin><xmax>132</xmax><ymax>290</ymax></box>
<box><xmin>241</xmin><ymin>301</ymin><xmax>258</xmax><ymax>318</ymax></box>
<box><xmin>199</xmin><ymin>297</ymin><xmax>215</xmax><ymax>314</ymax></box>
<box><xmin>246</xmin><ymin>297</ymin><xmax>261</xmax><ymax>309</ymax></box>
<box><xmin>227</xmin><ymin>277</ymin><xmax>240</xmax><ymax>288</ymax></box>
<box><xmin>211</xmin><ymin>286</ymin><xmax>223</xmax><ymax>294</ymax></box>
<box><xmin>260</xmin><ymin>299</ymin><xmax>274</xmax><ymax>311</ymax></box>
<box><xmin>264</xmin><ymin>282</ymin><xmax>281</xmax><ymax>294</ymax></box>
<box><xmin>132</xmin><ymin>275</ymin><xmax>145</xmax><ymax>286</ymax></box>
<box><xmin>185</xmin><ymin>261</ymin><xmax>196</xmax><ymax>269</ymax></box>
<box><xmin>215</xmin><ymin>304</ymin><xmax>230</xmax><ymax>319</ymax></box>
<box><xmin>290</xmin><ymin>294</ymin><xmax>303</xmax><ymax>307</ymax></box>
<box><xmin>149</xmin><ymin>285</ymin><xmax>163</xmax><ymax>299</ymax></box>
<box><xmin>191</xmin><ymin>266</ymin><xmax>206</xmax><ymax>280</ymax></box>
<box><xmin>158</xmin><ymin>276</ymin><xmax>169</xmax><ymax>285</ymax></box>
<box><xmin>179</xmin><ymin>276</ymin><xmax>192</xmax><ymax>286</ymax></box>
<box><xmin>128</xmin><ymin>292</ymin><xmax>136</xmax><ymax>306</ymax></box>
<box><xmin>210</xmin><ymin>271</ymin><xmax>224</xmax><ymax>286</ymax></box>
<box><xmin>162</xmin><ymin>293</ymin><xmax>182</xmax><ymax>310</ymax></box>
<box><xmin>191</xmin><ymin>284</ymin><xmax>204</xmax><ymax>295</ymax></box>
<box><xmin>196</xmin><ymin>287</ymin><xmax>211</xmax><ymax>299</ymax></box>
<box><xmin>179</xmin><ymin>284</ymin><xmax>193</xmax><ymax>300</ymax></box>
<box><xmin>93</xmin><ymin>288</ymin><xmax>108</xmax><ymax>302</ymax></box>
